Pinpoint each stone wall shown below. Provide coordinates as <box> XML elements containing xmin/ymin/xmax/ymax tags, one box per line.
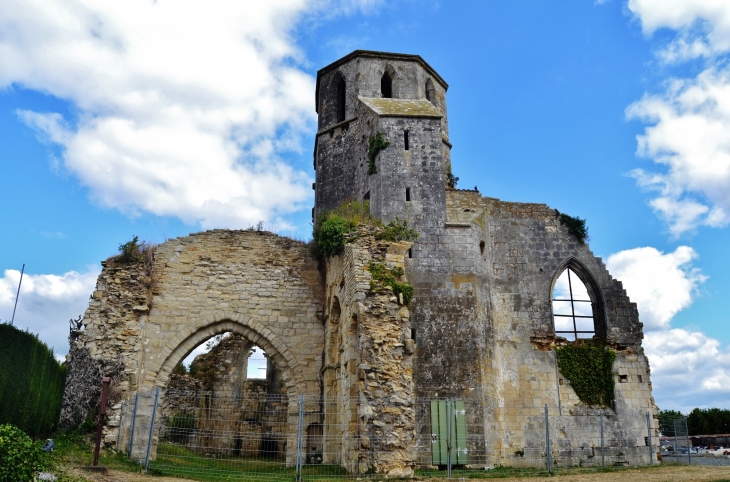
<box><xmin>161</xmin><ymin>334</ymin><xmax>288</xmax><ymax>458</ymax></box>
<box><xmin>67</xmin><ymin>230</ymin><xmax>325</xmax><ymax>453</ymax></box>
<box><xmin>322</xmin><ymin>227</ymin><xmax>416</xmax><ymax>476</ymax></box>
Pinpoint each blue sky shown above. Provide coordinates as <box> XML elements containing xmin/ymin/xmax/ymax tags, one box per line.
<box><xmin>1</xmin><ymin>0</ymin><xmax>729</xmax><ymax>412</ymax></box>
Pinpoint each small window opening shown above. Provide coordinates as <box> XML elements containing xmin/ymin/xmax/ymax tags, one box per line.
<box><xmin>408</xmin><ymin>248</ymin><xmax>413</xmax><ymax>258</ymax></box>
<box><xmin>406</xmin><ymin>187</ymin><xmax>411</xmax><ymax>202</ymax></box>
<box><xmin>638</xmin><ymin>375</ymin><xmax>643</xmax><ymax>383</ymax></box>
<box><xmin>479</xmin><ymin>240</ymin><xmax>485</xmax><ymax>255</ymax></box>
<box><xmin>618</xmin><ymin>374</ymin><xmax>628</xmax><ymax>383</ymax></box>
<box><xmin>381</xmin><ymin>72</ymin><xmax>392</xmax><ymax>98</ymax></box>
<box><xmin>404</xmin><ymin>130</ymin><xmax>409</xmax><ymax>150</ymax></box>
<box><xmin>411</xmin><ymin>326</ymin><xmax>417</xmax><ymax>343</ymax></box>
<box><xmin>425</xmin><ymin>78</ymin><xmax>437</xmax><ymax>106</ymax></box>
<box><xmin>336</xmin><ymin>76</ymin><xmax>346</xmax><ymax>123</ymax></box>
<box><xmin>552</xmin><ymin>268</ymin><xmax>595</xmax><ymax>341</ymax></box>
<box><xmin>363</xmin><ymin>190</ymin><xmax>370</xmax><ymax>200</ymax></box>
<box><xmin>247</xmin><ymin>346</ymin><xmax>267</xmax><ymax>379</ymax></box>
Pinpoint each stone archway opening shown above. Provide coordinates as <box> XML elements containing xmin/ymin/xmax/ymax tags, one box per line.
<box><xmin>122</xmin><ymin>321</ymin><xmax>302</xmax><ymax>466</ymax></box>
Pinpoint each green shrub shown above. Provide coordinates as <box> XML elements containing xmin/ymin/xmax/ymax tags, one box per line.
<box><xmin>0</xmin><ymin>324</ymin><xmax>67</xmax><ymax>437</ymax></box>
<box><xmin>313</xmin><ymin>201</ymin><xmax>418</xmax><ymax>259</ymax></box>
<box><xmin>117</xmin><ymin>235</ymin><xmax>142</xmax><ymax>263</ymax></box>
<box><xmin>445</xmin><ymin>161</ymin><xmax>459</xmax><ymax>188</ymax></box>
<box><xmin>375</xmin><ymin>217</ymin><xmax>419</xmax><ymax>242</ymax></box>
<box><xmin>555</xmin><ymin>210</ymin><xmax>588</xmax><ymax>244</ymax></box>
<box><xmin>555</xmin><ymin>340</ymin><xmax>615</xmax><ymax>407</ymax></box>
<box><xmin>0</xmin><ymin>424</ymin><xmax>49</xmax><ymax>482</ymax></box>
<box><xmin>316</xmin><ymin>215</ymin><xmax>350</xmax><ymax>257</ymax></box>
<box><xmin>368</xmin><ymin>262</ymin><xmax>414</xmax><ymax>305</ymax></box>
<box><xmin>313</xmin><ymin>200</ymin><xmax>381</xmax><ymax>258</ymax></box>
<box><xmin>367</xmin><ymin>132</ymin><xmax>390</xmax><ymax>175</ymax></box>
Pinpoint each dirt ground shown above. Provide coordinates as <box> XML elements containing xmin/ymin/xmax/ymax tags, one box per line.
<box><xmin>67</xmin><ymin>464</ymin><xmax>730</xmax><ymax>482</ymax></box>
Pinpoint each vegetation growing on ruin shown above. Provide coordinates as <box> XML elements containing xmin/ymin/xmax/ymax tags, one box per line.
<box><xmin>445</xmin><ymin>160</ymin><xmax>459</xmax><ymax>188</ymax></box>
<box><xmin>555</xmin><ymin>210</ymin><xmax>588</xmax><ymax>244</ymax></box>
<box><xmin>555</xmin><ymin>340</ymin><xmax>615</xmax><ymax>408</ymax></box>
<box><xmin>313</xmin><ymin>200</ymin><xmax>376</xmax><ymax>257</ymax></box>
<box><xmin>367</xmin><ymin>262</ymin><xmax>414</xmax><ymax>305</ymax></box>
<box><xmin>367</xmin><ymin>132</ymin><xmax>390</xmax><ymax>175</ymax></box>
<box><xmin>374</xmin><ymin>216</ymin><xmax>419</xmax><ymax>242</ymax></box>
<box><xmin>117</xmin><ymin>235</ymin><xmax>143</xmax><ymax>263</ymax></box>
<box><xmin>314</xmin><ymin>201</ymin><xmax>419</xmax><ymax>258</ymax></box>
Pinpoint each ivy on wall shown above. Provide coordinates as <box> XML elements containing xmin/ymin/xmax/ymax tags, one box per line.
<box><xmin>367</xmin><ymin>262</ymin><xmax>414</xmax><ymax>305</ymax></box>
<box><xmin>367</xmin><ymin>132</ymin><xmax>390</xmax><ymax>175</ymax></box>
<box><xmin>555</xmin><ymin>340</ymin><xmax>615</xmax><ymax>407</ymax></box>
<box><xmin>555</xmin><ymin>210</ymin><xmax>588</xmax><ymax>244</ymax></box>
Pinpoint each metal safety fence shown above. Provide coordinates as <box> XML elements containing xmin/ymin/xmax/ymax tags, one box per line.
<box><xmin>658</xmin><ymin>414</ymin><xmax>692</xmax><ymax>465</ymax></box>
<box><xmin>117</xmin><ymin>389</ymin><xmax>658</xmax><ymax>480</ymax></box>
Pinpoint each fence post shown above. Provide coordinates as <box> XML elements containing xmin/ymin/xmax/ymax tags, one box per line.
<box><xmin>128</xmin><ymin>393</ymin><xmax>139</xmax><ymax>457</ymax></box>
<box><xmin>296</xmin><ymin>395</ymin><xmax>304</xmax><ymax>482</ymax></box>
<box><xmin>145</xmin><ymin>388</ymin><xmax>160</xmax><ymax>471</ymax></box>
<box><xmin>600</xmin><ymin>409</ymin><xmax>605</xmax><ymax>469</ymax></box>
<box><xmin>674</xmin><ymin>419</ymin><xmax>679</xmax><ymax>463</ymax></box>
<box><xmin>545</xmin><ymin>404</ymin><xmax>551</xmax><ymax>474</ymax></box>
<box><xmin>446</xmin><ymin>399</ymin><xmax>453</xmax><ymax>479</ymax></box>
<box><xmin>685</xmin><ymin>417</ymin><xmax>691</xmax><ymax>465</ymax></box>
<box><xmin>646</xmin><ymin>411</ymin><xmax>653</xmax><ymax>465</ymax></box>
<box><xmin>117</xmin><ymin>401</ymin><xmax>124</xmax><ymax>450</ymax></box>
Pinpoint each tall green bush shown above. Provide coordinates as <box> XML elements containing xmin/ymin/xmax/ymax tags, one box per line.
<box><xmin>0</xmin><ymin>323</ymin><xmax>67</xmax><ymax>437</ymax></box>
<box><xmin>0</xmin><ymin>424</ymin><xmax>49</xmax><ymax>482</ymax></box>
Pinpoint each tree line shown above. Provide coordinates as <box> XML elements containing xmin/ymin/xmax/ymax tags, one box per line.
<box><xmin>659</xmin><ymin>408</ymin><xmax>730</xmax><ymax>436</ymax></box>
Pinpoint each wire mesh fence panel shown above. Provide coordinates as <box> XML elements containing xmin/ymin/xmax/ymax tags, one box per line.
<box><xmin>658</xmin><ymin>414</ymin><xmax>692</xmax><ymax>465</ymax></box>
<box><xmin>150</xmin><ymin>389</ymin><xmax>296</xmax><ymax>480</ymax></box>
<box><xmin>119</xmin><ymin>391</ymin><xmax>658</xmax><ymax>480</ymax></box>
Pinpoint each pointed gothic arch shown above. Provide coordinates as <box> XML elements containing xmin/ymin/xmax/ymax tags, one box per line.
<box><xmin>550</xmin><ymin>258</ymin><xmax>607</xmax><ymax>340</ymax></box>
<box><xmin>381</xmin><ymin>64</ymin><xmax>396</xmax><ymax>98</ymax></box>
<box><xmin>425</xmin><ymin>77</ymin><xmax>437</xmax><ymax>105</ymax></box>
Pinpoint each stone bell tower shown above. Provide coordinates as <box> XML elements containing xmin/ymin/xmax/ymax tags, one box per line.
<box><xmin>313</xmin><ymin>50</ymin><xmax>451</xmax><ymax>233</ymax></box>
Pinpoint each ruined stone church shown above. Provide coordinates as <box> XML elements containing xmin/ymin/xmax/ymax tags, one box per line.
<box><xmin>64</xmin><ymin>50</ymin><xmax>659</xmax><ymax>475</ymax></box>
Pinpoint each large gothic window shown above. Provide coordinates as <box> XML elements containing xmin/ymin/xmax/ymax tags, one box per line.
<box><xmin>552</xmin><ymin>268</ymin><xmax>595</xmax><ymax>341</ymax></box>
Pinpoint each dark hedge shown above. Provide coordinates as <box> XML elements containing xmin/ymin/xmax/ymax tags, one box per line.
<box><xmin>0</xmin><ymin>323</ymin><xmax>67</xmax><ymax>437</ymax></box>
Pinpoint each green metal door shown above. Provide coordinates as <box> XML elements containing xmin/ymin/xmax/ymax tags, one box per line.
<box><xmin>430</xmin><ymin>399</ymin><xmax>468</xmax><ymax>465</ymax></box>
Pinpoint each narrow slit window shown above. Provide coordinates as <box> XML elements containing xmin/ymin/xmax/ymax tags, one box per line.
<box><xmin>406</xmin><ymin>187</ymin><xmax>411</xmax><ymax>202</ymax></box>
<box><xmin>336</xmin><ymin>76</ymin><xmax>346</xmax><ymax>122</ymax></box>
<box><xmin>404</xmin><ymin>130</ymin><xmax>409</xmax><ymax>150</ymax></box>
<box><xmin>552</xmin><ymin>268</ymin><xmax>595</xmax><ymax>341</ymax></box>
<box><xmin>408</xmin><ymin>248</ymin><xmax>413</xmax><ymax>258</ymax></box>
<box><xmin>381</xmin><ymin>72</ymin><xmax>392</xmax><ymax>98</ymax></box>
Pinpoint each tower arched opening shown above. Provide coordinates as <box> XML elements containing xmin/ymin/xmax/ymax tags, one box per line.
<box><xmin>381</xmin><ymin>71</ymin><xmax>393</xmax><ymax>98</ymax></box>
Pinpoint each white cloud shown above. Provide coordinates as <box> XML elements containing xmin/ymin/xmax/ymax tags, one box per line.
<box><xmin>627</xmin><ymin>68</ymin><xmax>730</xmax><ymax>237</ymax></box>
<box><xmin>644</xmin><ymin>329</ymin><xmax>730</xmax><ymax>411</ymax></box>
<box><xmin>607</xmin><ymin>245</ymin><xmax>730</xmax><ymax>410</ymax></box>
<box><xmin>0</xmin><ymin>0</ymin><xmax>379</xmax><ymax>230</ymax></box>
<box><xmin>625</xmin><ymin>1</ymin><xmax>730</xmax><ymax>236</ymax></box>
<box><xmin>606</xmin><ymin>246</ymin><xmax>706</xmax><ymax>330</ymax></box>
<box><xmin>628</xmin><ymin>0</ymin><xmax>730</xmax><ymax>60</ymax></box>
<box><xmin>0</xmin><ymin>267</ymin><xmax>100</xmax><ymax>358</ymax></box>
